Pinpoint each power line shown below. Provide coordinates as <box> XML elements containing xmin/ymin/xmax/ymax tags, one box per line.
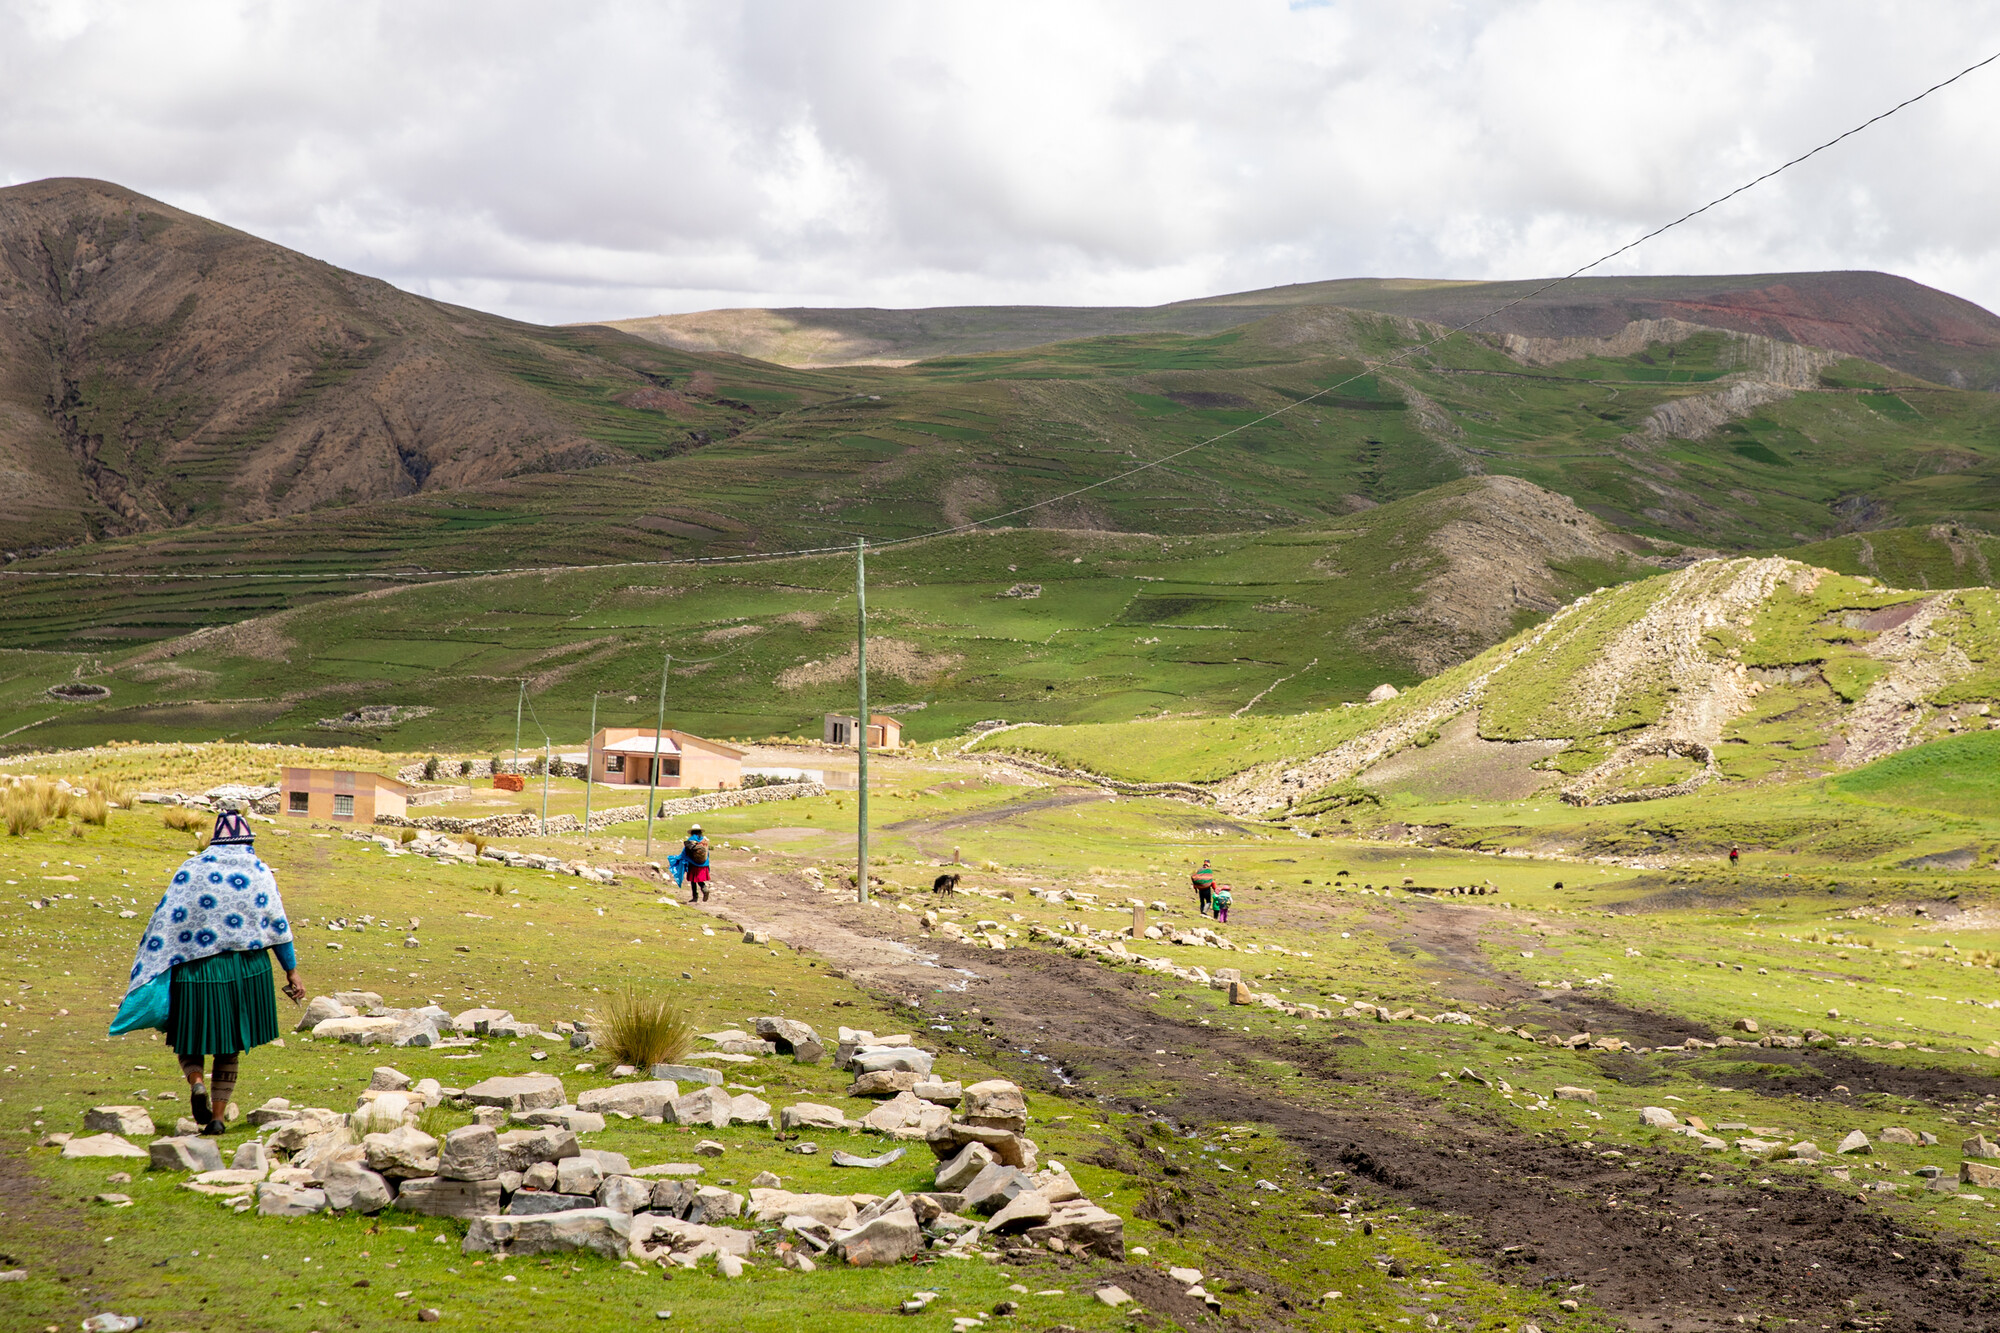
<box><xmin>2</xmin><ymin>46</ymin><xmax>1993</xmax><ymax>587</ymax></box>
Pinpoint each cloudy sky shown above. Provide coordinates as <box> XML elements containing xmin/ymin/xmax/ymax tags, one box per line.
<box><xmin>4</xmin><ymin>0</ymin><xmax>1999</xmax><ymax>325</ymax></box>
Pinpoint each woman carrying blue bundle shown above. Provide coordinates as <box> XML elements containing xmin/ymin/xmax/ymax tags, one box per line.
<box><xmin>110</xmin><ymin>808</ymin><xmax>305</xmax><ymax>1135</ymax></box>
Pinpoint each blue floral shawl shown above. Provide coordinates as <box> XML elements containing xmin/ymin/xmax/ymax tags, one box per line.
<box><xmin>110</xmin><ymin>833</ymin><xmax>293</xmax><ymax>1034</ymax></box>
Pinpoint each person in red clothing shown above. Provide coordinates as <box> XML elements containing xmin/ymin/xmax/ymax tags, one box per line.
<box><xmin>1729</xmin><ymin>846</ymin><xmax>1740</xmax><ymax>867</ymax></box>
<box><xmin>683</xmin><ymin>824</ymin><xmax>712</xmax><ymax>902</ymax></box>
<box><xmin>1190</xmin><ymin>860</ymin><xmax>1216</xmax><ymax>914</ymax></box>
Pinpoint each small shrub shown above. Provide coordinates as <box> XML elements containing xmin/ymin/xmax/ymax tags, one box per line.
<box><xmin>398</xmin><ymin>827</ymin><xmax>418</xmax><ymax>846</ymax></box>
<box><xmin>594</xmin><ymin>989</ymin><xmax>695</xmax><ymax>1068</ymax></box>
<box><xmin>423</xmin><ymin>756</ymin><xmax>441</xmax><ymax>781</ymax></box>
<box><xmin>459</xmin><ymin>759</ymin><xmax>474</xmax><ymax>777</ymax></box>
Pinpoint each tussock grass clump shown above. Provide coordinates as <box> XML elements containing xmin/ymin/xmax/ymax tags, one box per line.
<box><xmin>594</xmin><ymin>989</ymin><xmax>695</xmax><ymax>1069</ymax></box>
<box><xmin>161</xmin><ymin>806</ymin><xmax>206</xmax><ymax>832</ymax></box>
<box><xmin>3</xmin><ymin>776</ymin><xmax>121</xmax><ymax>835</ymax></box>
<box><xmin>398</xmin><ymin>826</ymin><xmax>419</xmax><ymax>846</ymax></box>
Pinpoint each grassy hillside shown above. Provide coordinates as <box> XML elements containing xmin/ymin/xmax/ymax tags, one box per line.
<box><xmin>979</xmin><ymin>554</ymin><xmax>2000</xmax><ymax>822</ymax></box>
<box><xmin>14</xmin><ymin>301</ymin><xmax>2000</xmax><ymax>653</ymax></box>
<box><xmin>0</xmin><ymin>477</ymin><xmax>1666</xmax><ymax>753</ymax></box>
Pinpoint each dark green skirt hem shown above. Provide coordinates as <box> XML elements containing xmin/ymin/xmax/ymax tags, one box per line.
<box><xmin>167</xmin><ymin>949</ymin><xmax>280</xmax><ymax>1056</ymax></box>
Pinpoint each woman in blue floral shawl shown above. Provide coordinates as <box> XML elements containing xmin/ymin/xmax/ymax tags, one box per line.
<box><xmin>110</xmin><ymin>808</ymin><xmax>304</xmax><ymax>1134</ymax></box>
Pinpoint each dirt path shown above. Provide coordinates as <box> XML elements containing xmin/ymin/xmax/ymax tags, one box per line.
<box><xmin>696</xmin><ymin>873</ymin><xmax>2000</xmax><ymax>1333</ymax></box>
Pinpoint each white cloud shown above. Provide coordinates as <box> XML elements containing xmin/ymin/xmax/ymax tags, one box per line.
<box><xmin>2</xmin><ymin>0</ymin><xmax>1997</xmax><ymax>323</ymax></box>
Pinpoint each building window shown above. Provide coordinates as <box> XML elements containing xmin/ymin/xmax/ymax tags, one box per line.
<box><xmin>832</xmin><ymin>722</ymin><xmax>850</xmax><ymax>744</ymax></box>
<box><xmin>288</xmin><ymin>791</ymin><xmax>309</xmax><ymax>815</ymax></box>
<box><xmin>333</xmin><ymin>794</ymin><xmax>354</xmax><ymax>819</ymax></box>
<box><xmin>665</xmin><ymin>758</ymin><xmax>681</xmax><ymax>777</ymax></box>
<box><xmin>606</xmin><ymin>755</ymin><xmax>624</xmax><ymax>774</ymax></box>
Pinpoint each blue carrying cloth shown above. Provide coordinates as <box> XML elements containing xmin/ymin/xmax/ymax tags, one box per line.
<box><xmin>668</xmin><ymin>852</ymin><xmax>692</xmax><ymax>887</ymax></box>
<box><xmin>110</xmin><ymin>812</ymin><xmax>294</xmax><ymax>1035</ymax></box>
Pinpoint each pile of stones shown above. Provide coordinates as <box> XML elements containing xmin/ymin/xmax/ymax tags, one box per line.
<box><xmin>339</xmin><ymin>829</ymin><xmax>623</xmax><ymax>881</ymax></box>
<box><xmin>55</xmin><ymin>1032</ymin><xmax>1128</xmax><ymax>1274</ymax></box>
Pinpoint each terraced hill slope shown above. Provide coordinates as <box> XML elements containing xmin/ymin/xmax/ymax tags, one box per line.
<box><xmin>982</xmin><ymin>555</ymin><xmax>2000</xmax><ymax>816</ymax></box>
<box><xmin>0</xmin><ymin>476</ymin><xmax>1673</xmax><ymax>752</ymax></box>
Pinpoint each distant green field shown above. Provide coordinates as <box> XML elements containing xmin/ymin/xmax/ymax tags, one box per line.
<box><xmin>1828</xmin><ymin>728</ymin><xmax>2000</xmax><ymax>818</ymax></box>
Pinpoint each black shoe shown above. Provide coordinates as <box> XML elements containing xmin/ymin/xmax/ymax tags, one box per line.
<box><xmin>200</xmin><ymin>1118</ymin><xmax>227</xmax><ymax>1136</ymax></box>
<box><xmin>190</xmin><ymin>1088</ymin><xmax>210</xmax><ymax>1124</ymax></box>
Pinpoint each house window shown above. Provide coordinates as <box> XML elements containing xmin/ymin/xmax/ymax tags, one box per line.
<box><xmin>606</xmin><ymin>755</ymin><xmax>624</xmax><ymax>774</ymax></box>
<box><xmin>333</xmin><ymin>794</ymin><xmax>354</xmax><ymax>819</ymax></box>
<box><xmin>288</xmin><ymin>791</ymin><xmax>309</xmax><ymax>815</ymax></box>
<box><xmin>665</xmin><ymin>757</ymin><xmax>681</xmax><ymax>777</ymax></box>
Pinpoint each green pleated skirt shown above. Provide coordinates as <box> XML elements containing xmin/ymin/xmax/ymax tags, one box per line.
<box><xmin>166</xmin><ymin>949</ymin><xmax>280</xmax><ymax>1056</ymax></box>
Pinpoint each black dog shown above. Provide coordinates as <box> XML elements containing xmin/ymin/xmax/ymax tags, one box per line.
<box><xmin>932</xmin><ymin>873</ymin><xmax>961</xmax><ymax>893</ymax></box>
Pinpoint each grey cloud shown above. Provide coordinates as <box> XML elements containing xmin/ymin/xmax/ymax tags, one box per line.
<box><xmin>2</xmin><ymin>0</ymin><xmax>1997</xmax><ymax>325</ymax></box>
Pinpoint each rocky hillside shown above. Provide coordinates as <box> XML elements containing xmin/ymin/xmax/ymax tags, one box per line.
<box><xmin>0</xmin><ymin>178</ymin><xmax>832</xmax><ymax>551</ymax></box>
<box><xmin>1212</xmin><ymin>557</ymin><xmax>2000</xmax><ymax>815</ymax></box>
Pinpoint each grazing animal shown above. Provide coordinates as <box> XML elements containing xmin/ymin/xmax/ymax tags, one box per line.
<box><xmin>932</xmin><ymin>873</ymin><xmax>961</xmax><ymax>894</ymax></box>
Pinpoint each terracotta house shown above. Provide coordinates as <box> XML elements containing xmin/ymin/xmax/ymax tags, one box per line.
<box><xmin>823</xmin><ymin>713</ymin><xmax>902</xmax><ymax>749</ymax></box>
<box><xmin>587</xmin><ymin>728</ymin><xmax>746</xmax><ymax>789</ymax></box>
<box><xmin>280</xmin><ymin>768</ymin><xmax>415</xmax><ymax>823</ymax></box>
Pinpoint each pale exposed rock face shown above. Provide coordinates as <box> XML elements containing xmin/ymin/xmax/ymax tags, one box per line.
<box><xmin>149</xmin><ymin>1136</ymin><xmax>224</xmax><ymax>1174</ymax></box>
<box><xmin>62</xmin><ymin>1134</ymin><xmax>149</xmax><ymax>1159</ymax></box>
<box><xmin>436</xmin><ymin>1126</ymin><xmax>500</xmax><ymax>1181</ymax></box>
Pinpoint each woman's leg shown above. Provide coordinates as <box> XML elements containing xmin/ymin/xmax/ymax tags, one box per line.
<box><xmin>206</xmin><ymin>1052</ymin><xmax>240</xmax><ymax>1129</ymax></box>
<box><xmin>179</xmin><ymin>1051</ymin><xmax>210</xmax><ymax>1123</ymax></box>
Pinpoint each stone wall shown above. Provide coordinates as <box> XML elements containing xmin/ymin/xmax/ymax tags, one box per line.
<box><xmin>654</xmin><ymin>782</ymin><xmax>826</xmax><ymax>819</ymax></box>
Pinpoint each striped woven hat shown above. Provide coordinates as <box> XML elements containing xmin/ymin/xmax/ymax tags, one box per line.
<box><xmin>209</xmin><ymin>809</ymin><xmax>256</xmax><ymax>846</ymax></box>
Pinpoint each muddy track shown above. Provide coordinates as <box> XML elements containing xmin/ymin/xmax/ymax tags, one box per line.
<box><xmin>883</xmin><ymin>790</ymin><xmax>1110</xmax><ymax>838</ymax></box>
<box><xmin>701</xmin><ymin>875</ymin><xmax>2000</xmax><ymax>1333</ymax></box>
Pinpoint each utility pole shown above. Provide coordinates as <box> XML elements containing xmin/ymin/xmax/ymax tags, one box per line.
<box><xmin>583</xmin><ymin>694</ymin><xmax>598</xmax><ymax>833</ymax></box>
<box><xmin>512</xmin><ymin>681</ymin><xmax>524</xmax><ymax>778</ymax></box>
<box><xmin>856</xmin><ymin>538</ymin><xmax>869</xmax><ymax>905</ymax></box>
<box><xmin>644</xmin><ymin>649</ymin><xmax>670</xmax><ymax>859</ymax></box>
<box><xmin>540</xmin><ymin>739</ymin><xmax>551</xmax><ymax>836</ymax></box>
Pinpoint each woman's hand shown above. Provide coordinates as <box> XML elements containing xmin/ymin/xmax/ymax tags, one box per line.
<box><xmin>283</xmin><ymin>970</ymin><xmax>307</xmax><ymax>1004</ymax></box>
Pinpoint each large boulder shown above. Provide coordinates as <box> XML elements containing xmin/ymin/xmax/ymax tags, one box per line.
<box><xmin>848</xmin><ymin>1070</ymin><xmax>920</xmax><ymax>1098</ymax></box>
<box><xmin>462</xmin><ymin>1075</ymin><xmax>566</xmax><ymax>1113</ymax></box>
<box><xmin>297</xmin><ymin>995</ymin><xmax>357</xmax><ymax>1030</ymax></box>
<box><xmin>982</xmin><ymin>1189</ymin><xmax>1052</xmax><ymax>1234</ymax></box>
<box><xmin>83</xmin><ymin>1106</ymin><xmax>157</xmax><ymax>1137</ymax></box>
<box><xmin>629</xmin><ymin>1215</ymin><xmax>756</xmax><ymax>1266</ymax></box>
<box><xmin>511</xmin><ymin>1108</ymin><xmax>606</xmax><ymax>1134</ymax></box>
<box><xmin>464</xmin><ymin>1208</ymin><xmax>632</xmax><ymax>1259</ymax></box>
<box><xmin>850</xmin><ymin>1047</ymin><xmax>933</xmax><ymax>1077</ymax></box>
<box><xmin>451</xmin><ymin>1006</ymin><xmax>514</xmax><ymax>1035</ymax></box>
<box><xmin>960</xmin><ymin>1080</ymin><xmax>1027</xmax><ymax>1132</ymax></box>
<box><xmin>596</xmin><ymin>1175</ymin><xmax>653</xmax><ymax>1215</ymax></box>
<box><xmin>926</xmin><ymin>1122</ymin><xmax>1037</xmax><ymax>1170</ymax></box>
<box><xmin>394</xmin><ymin>1177</ymin><xmax>504</xmax><ymax>1218</ymax></box>
<box><xmin>1026</xmin><ymin>1203</ymin><xmax>1125</xmax><ymax>1258</ymax></box>
<box><xmin>311</xmin><ymin>1016</ymin><xmax>402</xmax><ymax>1044</ymax></box>
<box><xmin>577</xmin><ymin>1082</ymin><xmax>680</xmax><ymax>1119</ymax></box>
<box><xmin>437</xmin><ymin>1126</ymin><xmax>501</xmax><ymax>1181</ymax></box>
<box><xmin>649</xmin><ymin>1063</ymin><xmax>722</xmax><ymax>1087</ymax></box>
<box><xmin>149</xmin><ymin>1136</ymin><xmax>225</xmax><ymax>1174</ymax></box>
<box><xmin>257</xmin><ymin>1183</ymin><xmax>330</xmax><ymax>1216</ymax></box>
<box><xmin>959</xmin><ymin>1162</ymin><xmax>1033</xmax><ymax>1216</ymax></box>
<box><xmin>496</xmin><ymin>1127</ymin><xmax>578</xmax><ymax>1172</ymax></box>
<box><xmin>748</xmin><ymin>1189</ymin><xmax>858</xmax><ymax>1228</ymax></box>
<box><xmin>829</xmin><ymin>1207</ymin><xmax>922</xmax><ymax>1266</ymax></box>
<box><xmin>557</xmin><ymin>1157</ymin><xmax>604</xmax><ymax>1196</ymax></box>
<box><xmin>934</xmin><ymin>1143</ymin><xmax>994</xmax><ymax>1192</ymax></box>
<box><xmin>363</xmin><ymin>1125</ymin><xmax>440</xmax><ymax>1179</ymax></box>
<box><xmin>728</xmin><ymin>1094</ymin><xmax>774</xmax><ymax>1128</ymax></box>
<box><xmin>861</xmin><ymin>1091</ymin><xmax>951</xmax><ymax>1137</ymax></box>
<box><xmin>688</xmin><ymin>1186</ymin><xmax>745</xmax><ymax>1224</ymax></box>
<box><xmin>350</xmin><ymin>1092</ymin><xmax>417</xmax><ymax>1136</ymax></box>
<box><xmin>667</xmin><ymin>1086</ymin><xmax>733</xmax><ymax>1129</ymax></box>
<box><xmin>321</xmin><ymin>1162</ymin><xmax>393</xmax><ymax>1214</ymax></box>
<box><xmin>778</xmin><ymin>1102</ymin><xmax>851</xmax><ymax>1132</ymax></box>
<box><xmin>754</xmin><ymin>1016</ymin><xmax>826</xmax><ymax>1064</ymax></box>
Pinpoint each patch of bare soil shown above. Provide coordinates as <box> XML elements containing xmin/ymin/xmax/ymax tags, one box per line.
<box><xmin>698</xmin><ymin>875</ymin><xmax>1999</xmax><ymax>1332</ymax></box>
<box><xmin>1358</xmin><ymin>711</ymin><xmax>1562</xmax><ymax>802</ymax></box>
<box><xmin>0</xmin><ymin>1145</ymin><xmax>105</xmax><ymax>1328</ymax></box>
<box><xmin>775</xmin><ymin>638</ymin><xmax>963</xmax><ymax>691</ymax></box>
<box><xmin>884</xmin><ymin>790</ymin><xmax>1111</xmax><ymax>838</ymax></box>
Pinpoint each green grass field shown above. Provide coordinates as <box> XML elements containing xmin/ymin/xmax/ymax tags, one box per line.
<box><xmin>5</xmin><ymin>739</ymin><xmax>2000</xmax><ymax>1331</ymax></box>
